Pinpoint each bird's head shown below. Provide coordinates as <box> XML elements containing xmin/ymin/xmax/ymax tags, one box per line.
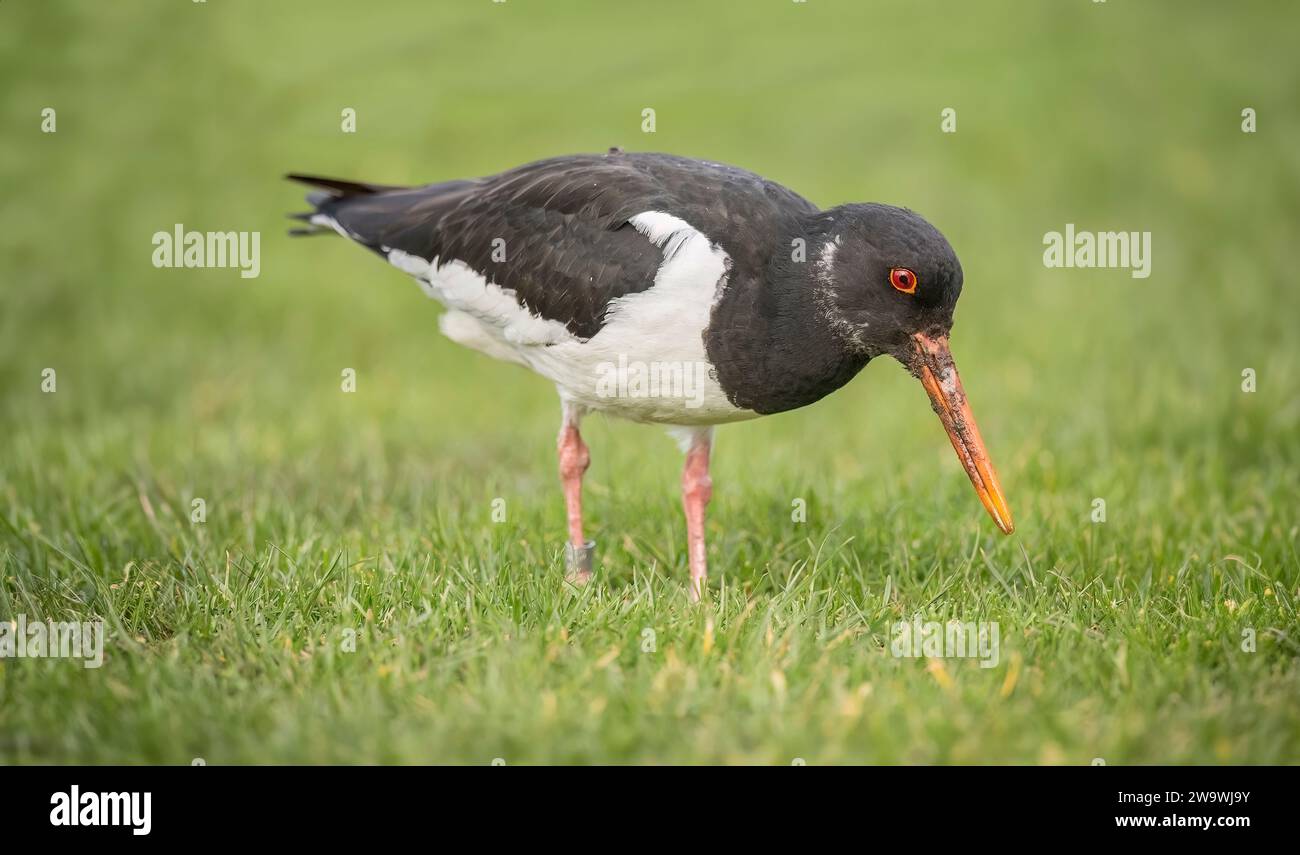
<box><xmin>812</xmin><ymin>203</ymin><xmax>1014</xmax><ymax>535</ymax></box>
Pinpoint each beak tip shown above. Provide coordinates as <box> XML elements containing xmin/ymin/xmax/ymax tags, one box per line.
<box><xmin>991</xmin><ymin>502</ymin><xmax>1014</xmax><ymax>535</ymax></box>
<box><xmin>913</xmin><ymin>333</ymin><xmax>1015</xmax><ymax>539</ymax></box>
<box><xmin>993</xmin><ymin>502</ymin><xmax>1015</xmax><ymax>535</ymax></box>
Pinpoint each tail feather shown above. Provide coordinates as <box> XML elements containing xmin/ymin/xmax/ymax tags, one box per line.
<box><xmin>285</xmin><ymin>173</ymin><xmax>407</xmax><ymax>238</ymax></box>
<box><xmin>285</xmin><ymin>173</ymin><xmax>399</xmax><ymax>197</ymax></box>
<box><xmin>285</xmin><ymin>172</ymin><xmax>479</xmax><ymax>252</ymax></box>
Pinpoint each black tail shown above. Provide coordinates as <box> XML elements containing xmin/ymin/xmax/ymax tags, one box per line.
<box><xmin>284</xmin><ymin>173</ymin><xmax>404</xmax><ymax>236</ymax></box>
<box><xmin>284</xmin><ymin>173</ymin><xmax>478</xmax><ymax>252</ymax></box>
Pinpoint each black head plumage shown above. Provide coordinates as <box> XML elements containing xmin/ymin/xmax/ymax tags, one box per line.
<box><xmin>805</xmin><ymin>203</ymin><xmax>964</xmax><ymax>362</ymax></box>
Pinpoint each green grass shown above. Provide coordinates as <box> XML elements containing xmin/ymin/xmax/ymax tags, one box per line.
<box><xmin>2</xmin><ymin>0</ymin><xmax>1298</xmax><ymax>764</ymax></box>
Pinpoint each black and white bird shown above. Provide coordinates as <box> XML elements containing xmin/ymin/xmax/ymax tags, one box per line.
<box><xmin>289</xmin><ymin>150</ymin><xmax>1013</xmax><ymax>600</ymax></box>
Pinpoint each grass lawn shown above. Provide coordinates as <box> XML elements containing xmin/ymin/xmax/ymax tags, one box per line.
<box><xmin>1</xmin><ymin>0</ymin><xmax>1297</xmax><ymax>764</ymax></box>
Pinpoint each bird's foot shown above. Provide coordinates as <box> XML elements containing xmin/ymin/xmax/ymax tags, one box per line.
<box><xmin>564</xmin><ymin>539</ymin><xmax>596</xmax><ymax>584</ymax></box>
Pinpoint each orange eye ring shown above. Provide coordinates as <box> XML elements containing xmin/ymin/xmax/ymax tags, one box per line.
<box><xmin>889</xmin><ymin>267</ymin><xmax>918</xmax><ymax>294</ymax></box>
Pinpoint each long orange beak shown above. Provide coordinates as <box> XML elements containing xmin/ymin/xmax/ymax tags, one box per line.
<box><xmin>912</xmin><ymin>332</ymin><xmax>1014</xmax><ymax>534</ymax></box>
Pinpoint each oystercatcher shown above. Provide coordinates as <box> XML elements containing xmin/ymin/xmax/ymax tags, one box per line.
<box><xmin>288</xmin><ymin>151</ymin><xmax>1013</xmax><ymax>600</ymax></box>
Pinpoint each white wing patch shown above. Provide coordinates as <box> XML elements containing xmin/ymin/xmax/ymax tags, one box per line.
<box><xmin>385</xmin><ymin>248</ymin><xmax>573</xmax><ymax>347</ymax></box>
<box><xmin>374</xmin><ymin>211</ymin><xmax>755</xmax><ymax>425</ymax></box>
<box><xmin>598</xmin><ymin>212</ymin><xmax>729</xmax><ymax>355</ymax></box>
<box><xmin>531</xmin><ymin>211</ymin><xmax>750</xmax><ymax>424</ymax></box>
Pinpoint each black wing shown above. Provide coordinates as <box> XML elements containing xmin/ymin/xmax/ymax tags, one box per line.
<box><xmin>288</xmin><ymin>152</ymin><xmax>818</xmax><ymax>339</ymax></box>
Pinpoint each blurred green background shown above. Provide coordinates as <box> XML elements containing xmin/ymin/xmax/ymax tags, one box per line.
<box><xmin>1</xmin><ymin>1</ymin><xmax>1297</xmax><ymax>763</ymax></box>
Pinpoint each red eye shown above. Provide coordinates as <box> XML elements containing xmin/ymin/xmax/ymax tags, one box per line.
<box><xmin>889</xmin><ymin>267</ymin><xmax>918</xmax><ymax>293</ymax></box>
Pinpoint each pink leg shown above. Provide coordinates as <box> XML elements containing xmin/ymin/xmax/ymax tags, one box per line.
<box><xmin>557</xmin><ymin>409</ymin><xmax>592</xmax><ymax>581</ymax></box>
<box><xmin>681</xmin><ymin>429</ymin><xmax>713</xmax><ymax>602</ymax></box>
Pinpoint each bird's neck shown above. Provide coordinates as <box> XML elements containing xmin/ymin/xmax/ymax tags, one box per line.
<box><xmin>704</xmin><ymin>224</ymin><xmax>871</xmax><ymax>415</ymax></box>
